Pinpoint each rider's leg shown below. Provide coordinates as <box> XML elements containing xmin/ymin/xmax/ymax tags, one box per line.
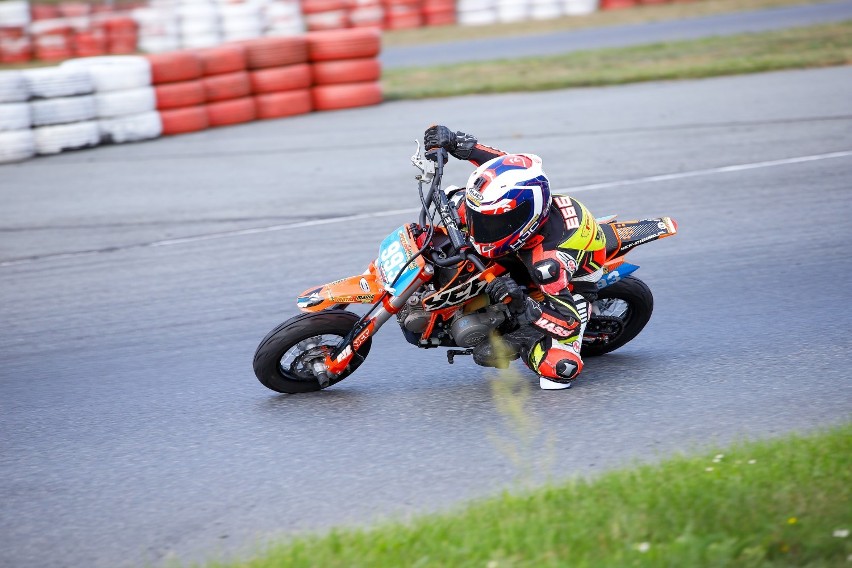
<box><xmin>527</xmin><ymin>294</ymin><xmax>591</xmax><ymax>390</ymax></box>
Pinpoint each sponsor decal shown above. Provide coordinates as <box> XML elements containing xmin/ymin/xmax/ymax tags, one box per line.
<box><xmin>423</xmin><ymin>278</ymin><xmax>488</xmax><ymax>310</ymax></box>
<box><xmin>554</xmin><ymin>196</ymin><xmax>580</xmax><ymax>230</ymax></box>
<box><xmin>335</xmin><ymin>345</ymin><xmax>352</xmax><ymax>363</ymax></box>
<box><xmin>359</xmin><ymin>278</ymin><xmax>370</xmax><ymax>292</ymax></box>
<box><xmin>467</xmin><ymin>188</ymin><xmax>484</xmax><ymax>206</ymax></box>
<box><xmin>353</xmin><ymin>328</ymin><xmax>371</xmax><ymax>350</ymax></box>
<box><xmin>534</xmin><ymin>315</ymin><xmax>574</xmax><ymax>338</ymax></box>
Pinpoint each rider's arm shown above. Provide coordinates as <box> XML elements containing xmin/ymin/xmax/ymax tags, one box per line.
<box><xmin>425</xmin><ymin>125</ymin><xmax>506</xmax><ymax>167</ymax></box>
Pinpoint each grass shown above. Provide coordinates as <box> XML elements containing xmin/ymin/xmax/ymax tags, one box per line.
<box><xmin>208</xmin><ymin>423</ymin><xmax>851</xmax><ymax>567</ymax></box>
<box><xmin>383</xmin><ymin>20</ymin><xmax>852</xmax><ymax>99</ymax></box>
<box><xmin>382</xmin><ymin>0</ymin><xmax>828</xmax><ymax>47</ymax></box>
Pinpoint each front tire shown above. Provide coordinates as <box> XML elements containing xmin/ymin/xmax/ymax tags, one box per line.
<box><xmin>582</xmin><ymin>275</ymin><xmax>654</xmax><ymax>357</ymax></box>
<box><xmin>253</xmin><ymin>310</ymin><xmax>371</xmax><ymax>394</ymax></box>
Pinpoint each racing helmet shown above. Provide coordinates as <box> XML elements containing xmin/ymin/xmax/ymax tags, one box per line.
<box><xmin>464</xmin><ymin>153</ymin><xmax>551</xmax><ymax>258</ymax></box>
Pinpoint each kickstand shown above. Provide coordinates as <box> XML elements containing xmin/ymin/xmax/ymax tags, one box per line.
<box><xmin>447</xmin><ymin>349</ymin><xmax>473</xmax><ymax>364</ymax></box>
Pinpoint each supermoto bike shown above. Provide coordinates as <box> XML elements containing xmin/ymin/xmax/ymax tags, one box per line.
<box><xmin>253</xmin><ymin>144</ymin><xmax>678</xmax><ymax>394</ymax></box>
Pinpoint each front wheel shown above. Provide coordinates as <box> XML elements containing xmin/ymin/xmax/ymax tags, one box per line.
<box><xmin>253</xmin><ymin>310</ymin><xmax>371</xmax><ymax>394</ymax></box>
<box><xmin>582</xmin><ymin>276</ymin><xmax>654</xmax><ymax>357</ymax></box>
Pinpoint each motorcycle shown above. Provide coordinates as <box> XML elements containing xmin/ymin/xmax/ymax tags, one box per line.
<box><xmin>253</xmin><ymin>144</ymin><xmax>678</xmax><ymax>394</ymax></box>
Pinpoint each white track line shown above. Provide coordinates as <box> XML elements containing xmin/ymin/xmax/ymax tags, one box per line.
<box><xmin>2</xmin><ymin>150</ymin><xmax>850</xmax><ymax>268</ymax></box>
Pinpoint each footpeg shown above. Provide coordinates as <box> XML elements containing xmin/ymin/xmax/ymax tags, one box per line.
<box><xmin>447</xmin><ymin>349</ymin><xmax>473</xmax><ymax>364</ymax></box>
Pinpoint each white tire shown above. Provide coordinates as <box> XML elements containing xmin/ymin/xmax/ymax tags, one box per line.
<box><xmin>0</xmin><ymin>129</ymin><xmax>35</xmax><ymax>163</ymax></box>
<box><xmin>0</xmin><ymin>1</ymin><xmax>30</xmax><ymax>27</ymax></box>
<box><xmin>139</xmin><ymin>36</ymin><xmax>181</xmax><ymax>54</ymax></box>
<box><xmin>457</xmin><ymin>0</ymin><xmax>494</xmax><ymax>11</ymax></box>
<box><xmin>30</xmin><ymin>95</ymin><xmax>97</xmax><ymax>126</ymax></box>
<box><xmin>180</xmin><ymin>33</ymin><xmax>222</xmax><ymax>48</ymax></box>
<box><xmin>457</xmin><ymin>9</ymin><xmax>498</xmax><ymax>25</ymax></box>
<box><xmin>530</xmin><ymin>2</ymin><xmax>562</xmax><ymax>19</ymax></box>
<box><xmin>95</xmin><ymin>87</ymin><xmax>156</xmax><ymax>118</ymax></box>
<box><xmin>562</xmin><ymin>0</ymin><xmax>598</xmax><ymax>14</ymax></box>
<box><xmin>0</xmin><ymin>103</ymin><xmax>30</xmax><ymax>131</ymax></box>
<box><xmin>0</xmin><ymin>70</ymin><xmax>28</xmax><ymax>103</ymax></box>
<box><xmin>61</xmin><ymin>57</ymin><xmax>153</xmax><ymax>92</ymax></box>
<box><xmin>22</xmin><ymin>67</ymin><xmax>94</xmax><ymax>99</ymax></box>
<box><xmin>99</xmin><ymin>111</ymin><xmax>162</xmax><ymax>144</ymax></box>
<box><xmin>33</xmin><ymin>120</ymin><xmax>100</xmax><ymax>155</ymax></box>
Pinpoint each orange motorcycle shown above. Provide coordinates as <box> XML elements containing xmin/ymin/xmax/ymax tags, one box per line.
<box><xmin>253</xmin><ymin>145</ymin><xmax>677</xmax><ymax>393</ymax></box>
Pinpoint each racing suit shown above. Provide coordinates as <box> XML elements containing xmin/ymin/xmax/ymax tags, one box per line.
<box><xmin>442</xmin><ymin>131</ymin><xmax>607</xmax><ymax>383</ymax></box>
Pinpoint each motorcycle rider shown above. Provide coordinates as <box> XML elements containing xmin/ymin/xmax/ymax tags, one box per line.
<box><xmin>424</xmin><ymin>125</ymin><xmax>607</xmax><ymax>390</ymax></box>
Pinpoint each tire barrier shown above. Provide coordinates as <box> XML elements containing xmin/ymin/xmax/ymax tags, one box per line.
<box><xmin>3</xmin><ymin>14</ymin><xmax>386</xmax><ymax>164</ymax></box>
<box><xmin>255</xmin><ymin>89</ymin><xmax>312</xmax><ymax>119</ymax></box>
<box><xmin>0</xmin><ymin>128</ymin><xmax>35</xmax><ymax>163</ymax></box>
<box><xmin>206</xmin><ymin>96</ymin><xmax>257</xmax><ymax>127</ymax></box>
<box><xmin>33</xmin><ymin>120</ymin><xmax>100</xmax><ymax>154</ymax></box>
<box><xmin>160</xmin><ymin>105</ymin><xmax>208</xmax><ymax>135</ymax></box>
<box><xmin>249</xmin><ymin>64</ymin><xmax>312</xmax><ymax>94</ymax></box>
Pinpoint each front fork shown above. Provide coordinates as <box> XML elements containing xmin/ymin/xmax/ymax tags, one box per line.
<box><xmin>321</xmin><ymin>263</ymin><xmax>435</xmax><ymax>379</ymax></box>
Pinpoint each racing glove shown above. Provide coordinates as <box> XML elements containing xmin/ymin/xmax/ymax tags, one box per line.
<box><xmin>485</xmin><ymin>276</ymin><xmax>542</xmax><ymax>324</ymax></box>
<box><xmin>424</xmin><ymin>125</ymin><xmax>478</xmax><ymax>161</ymax></box>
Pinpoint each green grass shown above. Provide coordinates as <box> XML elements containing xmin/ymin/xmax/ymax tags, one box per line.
<box><xmin>383</xmin><ymin>21</ymin><xmax>852</xmax><ymax>99</ymax></box>
<box><xmin>208</xmin><ymin>423</ymin><xmax>851</xmax><ymax>567</ymax></box>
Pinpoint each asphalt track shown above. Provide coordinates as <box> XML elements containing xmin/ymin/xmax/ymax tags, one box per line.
<box><xmin>2</xmin><ymin>67</ymin><xmax>852</xmax><ymax>567</ymax></box>
<box><xmin>380</xmin><ymin>0</ymin><xmax>852</xmax><ymax>68</ymax></box>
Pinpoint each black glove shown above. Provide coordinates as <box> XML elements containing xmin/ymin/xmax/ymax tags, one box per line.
<box><xmin>424</xmin><ymin>125</ymin><xmax>478</xmax><ymax>161</ymax></box>
<box><xmin>485</xmin><ymin>276</ymin><xmax>543</xmax><ymax>324</ymax></box>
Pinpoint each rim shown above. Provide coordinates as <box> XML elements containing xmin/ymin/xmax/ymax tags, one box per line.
<box><xmin>278</xmin><ymin>333</ymin><xmax>342</xmax><ymax>382</ymax></box>
<box><xmin>593</xmin><ymin>298</ymin><xmax>630</xmax><ymax>322</ymax></box>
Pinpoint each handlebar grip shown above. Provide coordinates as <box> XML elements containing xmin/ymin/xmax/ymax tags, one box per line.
<box><xmin>481</xmin><ymin>270</ymin><xmax>511</xmax><ymax>304</ymax></box>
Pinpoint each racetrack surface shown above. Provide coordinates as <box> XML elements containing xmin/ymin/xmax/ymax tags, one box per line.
<box><xmin>380</xmin><ymin>0</ymin><xmax>852</xmax><ymax>68</ymax></box>
<box><xmin>2</xmin><ymin>67</ymin><xmax>851</xmax><ymax>567</ymax></box>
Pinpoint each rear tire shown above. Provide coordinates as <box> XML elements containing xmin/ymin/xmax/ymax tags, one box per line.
<box><xmin>253</xmin><ymin>310</ymin><xmax>371</xmax><ymax>394</ymax></box>
<box><xmin>582</xmin><ymin>275</ymin><xmax>653</xmax><ymax>357</ymax></box>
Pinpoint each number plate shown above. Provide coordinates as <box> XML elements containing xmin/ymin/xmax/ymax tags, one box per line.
<box><xmin>377</xmin><ymin>225</ymin><xmax>424</xmax><ymax>293</ymax></box>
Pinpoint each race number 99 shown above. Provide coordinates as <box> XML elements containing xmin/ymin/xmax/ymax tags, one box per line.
<box><xmin>380</xmin><ymin>240</ymin><xmax>407</xmax><ymax>282</ymax></box>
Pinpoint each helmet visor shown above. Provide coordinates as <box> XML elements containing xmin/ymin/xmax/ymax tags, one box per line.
<box><xmin>467</xmin><ymin>200</ymin><xmax>533</xmax><ymax>245</ymax></box>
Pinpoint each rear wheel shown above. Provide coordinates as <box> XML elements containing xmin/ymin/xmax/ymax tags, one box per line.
<box><xmin>582</xmin><ymin>275</ymin><xmax>653</xmax><ymax>357</ymax></box>
<box><xmin>253</xmin><ymin>310</ymin><xmax>371</xmax><ymax>393</ymax></box>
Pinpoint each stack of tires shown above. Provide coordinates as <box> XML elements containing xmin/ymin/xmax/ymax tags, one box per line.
<box><xmin>177</xmin><ymin>0</ymin><xmax>221</xmax><ymax>49</ymax></box>
<box><xmin>218</xmin><ymin>1</ymin><xmax>264</xmax><ymax>42</ymax></box>
<box><xmin>456</xmin><ymin>0</ymin><xmax>497</xmax><ymax>25</ymax></box>
<box><xmin>263</xmin><ymin>0</ymin><xmax>306</xmax><ymax>36</ymax></box>
<box><xmin>496</xmin><ymin>0</ymin><xmax>528</xmax><ymax>22</ymax></box>
<box><xmin>132</xmin><ymin>6</ymin><xmax>180</xmax><ymax>53</ymax></box>
<box><xmin>0</xmin><ymin>71</ymin><xmax>35</xmax><ymax>164</ymax></box>
<box><xmin>301</xmin><ymin>0</ymin><xmax>349</xmax><ymax>32</ymax></box>
<box><xmin>197</xmin><ymin>43</ymin><xmax>256</xmax><ymax>127</ymax></box>
<box><xmin>30</xmin><ymin>17</ymin><xmax>74</xmax><ymax>61</ymax></box>
<box><xmin>60</xmin><ymin>56</ymin><xmax>162</xmax><ymax>145</ymax></box>
<box><xmin>0</xmin><ymin>1</ymin><xmax>31</xmax><ymax>64</ymax></box>
<box><xmin>23</xmin><ymin>66</ymin><xmax>99</xmax><ymax>156</ymax></box>
<box><xmin>530</xmin><ymin>0</ymin><xmax>562</xmax><ymax>20</ymax></box>
<box><xmin>307</xmin><ymin>28</ymin><xmax>382</xmax><ymax>112</ymax></box>
<box><xmin>348</xmin><ymin>0</ymin><xmax>384</xmax><ymax>29</ymax></box>
<box><xmin>384</xmin><ymin>0</ymin><xmax>422</xmax><ymax>29</ymax></box>
<box><xmin>422</xmin><ymin>0</ymin><xmax>456</xmax><ymax>26</ymax></box>
<box><xmin>147</xmin><ymin>50</ymin><xmax>208</xmax><ymax>135</ymax></box>
<box><xmin>562</xmin><ymin>0</ymin><xmax>599</xmax><ymax>14</ymax></box>
<box><xmin>244</xmin><ymin>36</ymin><xmax>312</xmax><ymax>120</ymax></box>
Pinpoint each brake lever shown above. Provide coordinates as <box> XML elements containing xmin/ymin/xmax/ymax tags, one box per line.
<box><xmin>410</xmin><ymin>140</ymin><xmax>436</xmax><ymax>184</ymax></box>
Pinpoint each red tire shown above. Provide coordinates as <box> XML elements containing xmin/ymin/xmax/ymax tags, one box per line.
<box><xmin>160</xmin><ymin>106</ymin><xmax>208</xmax><ymax>135</ymax></box>
<box><xmin>312</xmin><ymin>58</ymin><xmax>380</xmax><ymax>85</ymax></box>
<box><xmin>312</xmin><ymin>81</ymin><xmax>382</xmax><ymax>111</ymax></box>
<box><xmin>242</xmin><ymin>37</ymin><xmax>309</xmax><ymax>69</ymax></box>
<box><xmin>255</xmin><ymin>90</ymin><xmax>312</xmax><ymax>119</ymax></box>
<box><xmin>195</xmin><ymin>44</ymin><xmax>247</xmax><ymax>76</ymax></box>
<box><xmin>424</xmin><ymin>10</ymin><xmax>456</xmax><ymax>25</ymax></box>
<box><xmin>202</xmin><ymin>71</ymin><xmax>251</xmax><ymax>102</ymax></box>
<box><xmin>301</xmin><ymin>0</ymin><xmax>347</xmax><ymax>13</ymax></box>
<box><xmin>155</xmin><ymin>80</ymin><xmax>206</xmax><ymax>110</ymax></box>
<box><xmin>146</xmin><ymin>51</ymin><xmax>203</xmax><ymax>84</ymax></box>
<box><xmin>249</xmin><ymin>64</ymin><xmax>312</xmax><ymax>93</ymax></box>
<box><xmin>307</xmin><ymin>28</ymin><xmax>381</xmax><ymax>62</ymax></box>
<box><xmin>206</xmin><ymin>97</ymin><xmax>256</xmax><ymax>127</ymax></box>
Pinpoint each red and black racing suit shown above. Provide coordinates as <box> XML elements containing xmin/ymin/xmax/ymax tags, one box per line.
<box><xmin>453</xmin><ymin>141</ymin><xmax>607</xmax><ymax>381</ymax></box>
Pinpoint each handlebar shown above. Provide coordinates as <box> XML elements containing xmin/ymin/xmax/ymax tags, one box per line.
<box><xmin>415</xmin><ymin>144</ymin><xmax>491</xmax><ymax>274</ymax></box>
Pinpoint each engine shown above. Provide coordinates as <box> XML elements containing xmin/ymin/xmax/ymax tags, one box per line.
<box><xmin>397</xmin><ymin>291</ymin><xmax>506</xmax><ymax>348</ymax></box>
